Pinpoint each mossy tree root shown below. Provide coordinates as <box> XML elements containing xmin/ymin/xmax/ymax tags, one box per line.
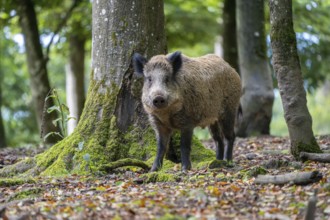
<box><xmin>0</xmin><ymin>158</ymin><xmax>36</xmax><ymax>178</ymax></box>
<box><xmin>300</xmin><ymin>152</ymin><xmax>330</xmax><ymax>163</ymax></box>
<box><xmin>100</xmin><ymin>158</ymin><xmax>150</xmax><ymax>172</ymax></box>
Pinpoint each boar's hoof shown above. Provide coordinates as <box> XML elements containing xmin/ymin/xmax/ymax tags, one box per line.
<box><xmin>181</xmin><ymin>164</ymin><xmax>192</xmax><ymax>172</ymax></box>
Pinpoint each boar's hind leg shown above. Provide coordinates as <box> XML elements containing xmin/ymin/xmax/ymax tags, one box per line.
<box><xmin>221</xmin><ymin>110</ymin><xmax>236</xmax><ymax>161</ymax></box>
<box><xmin>180</xmin><ymin>128</ymin><xmax>193</xmax><ymax>171</ymax></box>
<box><xmin>151</xmin><ymin>126</ymin><xmax>172</xmax><ymax>172</ymax></box>
<box><xmin>209</xmin><ymin>122</ymin><xmax>225</xmax><ymax>160</ymax></box>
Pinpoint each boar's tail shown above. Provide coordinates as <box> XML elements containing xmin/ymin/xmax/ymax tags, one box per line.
<box><xmin>236</xmin><ymin>104</ymin><xmax>243</xmax><ymax>121</ymax></box>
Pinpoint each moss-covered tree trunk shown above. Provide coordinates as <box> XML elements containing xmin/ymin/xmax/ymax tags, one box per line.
<box><xmin>269</xmin><ymin>0</ymin><xmax>322</xmax><ymax>158</ymax></box>
<box><xmin>222</xmin><ymin>0</ymin><xmax>239</xmax><ymax>73</ymax></box>
<box><xmin>236</xmin><ymin>0</ymin><xmax>274</xmax><ymax>137</ymax></box>
<box><xmin>0</xmin><ymin>0</ymin><xmax>215</xmax><ymax>178</ymax></box>
<box><xmin>16</xmin><ymin>0</ymin><xmax>62</xmax><ymax>144</ymax></box>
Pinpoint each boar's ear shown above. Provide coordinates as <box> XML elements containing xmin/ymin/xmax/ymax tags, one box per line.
<box><xmin>168</xmin><ymin>51</ymin><xmax>182</xmax><ymax>75</ymax></box>
<box><xmin>133</xmin><ymin>53</ymin><xmax>147</xmax><ymax>76</ymax></box>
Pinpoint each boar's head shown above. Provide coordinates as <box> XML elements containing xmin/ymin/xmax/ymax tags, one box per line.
<box><xmin>133</xmin><ymin>51</ymin><xmax>183</xmax><ymax>114</ymax></box>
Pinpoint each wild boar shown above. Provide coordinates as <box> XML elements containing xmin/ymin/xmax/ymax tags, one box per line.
<box><xmin>133</xmin><ymin>51</ymin><xmax>242</xmax><ymax>171</ymax></box>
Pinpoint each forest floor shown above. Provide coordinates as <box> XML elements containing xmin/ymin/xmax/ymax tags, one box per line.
<box><xmin>0</xmin><ymin>135</ymin><xmax>330</xmax><ymax>220</ymax></box>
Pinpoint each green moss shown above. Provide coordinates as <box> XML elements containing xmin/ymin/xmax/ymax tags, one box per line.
<box><xmin>0</xmin><ymin>178</ymin><xmax>36</xmax><ymax>187</ymax></box>
<box><xmin>140</xmin><ymin>172</ymin><xmax>179</xmax><ymax>183</ymax></box>
<box><xmin>111</xmin><ymin>32</ymin><xmax>117</xmax><ymax>46</ymax></box>
<box><xmin>0</xmin><ymin>158</ymin><xmax>36</xmax><ymax>177</ymax></box>
<box><xmin>158</xmin><ymin>213</ymin><xmax>185</xmax><ymax>220</ymax></box>
<box><xmin>7</xmin><ymin>188</ymin><xmax>43</xmax><ymax>202</ymax></box>
<box><xmin>208</xmin><ymin>159</ymin><xmax>228</xmax><ymax>169</ymax></box>
<box><xmin>291</xmin><ymin>138</ymin><xmax>322</xmax><ymax>160</ymax></box>
<box><xmin>239</xmin><ymin>166</ymin><xmax>268</xmax><ymax>179</ymax></box>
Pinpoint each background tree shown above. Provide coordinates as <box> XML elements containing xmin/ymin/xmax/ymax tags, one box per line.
<box><xmin>65</xmin><ymin>17</ymin><xmax>89</xmax><ymax>134</ymax></box>
<box><xmin>0</xmin><ymin>77</ymin><xmax>6</xmax><ymax>148</ymax></box>
<box><xmin>269</xmin><ymin>0</ymin><xmax>322</xmax><ymax>158</ymax></box>
<box><xmin>236</xmin><ymin>0</ymin><xmax>274</xmax><ymax>137</ymax></box>
<box><xmin>16</xmin><ymin>0</ymin><xmax>63</xmax><ymax>143</ymax></box>
<box><xmin>222</xmin><ymin>0</ymin><xmax>239</xmax><ymax>72</ymax></box>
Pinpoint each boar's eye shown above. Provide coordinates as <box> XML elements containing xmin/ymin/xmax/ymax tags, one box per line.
<box><xmin>164</xmin><ymin>76</ymin><xmax>170</xmax><ymax>84</ymax></box>
<box><xmin>146</xmin><ymin>77</ymin><xmax>152</xmax><ymax>83</ymax></box>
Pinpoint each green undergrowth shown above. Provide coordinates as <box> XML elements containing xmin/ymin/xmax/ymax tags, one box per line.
<box><xmin>6</xmin><ymin>188</ymin><xmax>43</xmax><ymax>202</ymax></box>
<box><xmin>0</xmin><ymin>177</ymin><xmax>36</xmax><ymax>187</ymax></box>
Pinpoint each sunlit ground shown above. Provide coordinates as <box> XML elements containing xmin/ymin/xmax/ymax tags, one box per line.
<box><xmin>195</xmin><ymin>86</ymin><xmax>330</xmax><ymax>140</ymax></box>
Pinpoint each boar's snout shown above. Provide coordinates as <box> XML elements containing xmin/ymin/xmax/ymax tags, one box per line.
<box><xmin>152</xmin><ymin>96</ymin><xmax>167</xmax><ymax>109</ymax></box>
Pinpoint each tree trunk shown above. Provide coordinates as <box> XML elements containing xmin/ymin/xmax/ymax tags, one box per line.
<box><xmin>66</xmin><ymin>31</ymin><xmax>86</xmax><ymax>135</ymax></box>
<box><xmin>0</xmin><ymin>0</ymin><xmax>215</xmax><ymax>177</ymax></box>
<box><xmin>17</xmin><ymin>0</ymin><xmax>61</xmax><ymax>144</ymax></box>
<box><xmin>0</xmin><ymin>81</ymin><xmax>6</xmax><ymax>148</ymax></box>
<box><xmin>222</xmin><ymin>0</ymin><xmax>239</xmax><ymax>73</ymax></box>
<box><xmin>269</xmin><ymin>0</ymin><xmax>322</xmax><ymax>158</ymax></box>
<box><xmin>236</xmin><ymin>0</ymin><xmax>274</xmax><ymax>137</ymax></box>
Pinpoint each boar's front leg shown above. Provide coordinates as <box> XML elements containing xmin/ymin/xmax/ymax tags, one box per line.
<box><xmin>151</xmin><ymin>125</ymin><xmax>172</xmax><ymax>172</ymax></box>
<box><xmin>180</xmin><ymin>128</ymin><xmax>193</xmax><ymax>171</ymax></box>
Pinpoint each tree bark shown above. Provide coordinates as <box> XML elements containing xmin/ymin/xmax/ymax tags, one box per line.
<box><xmin>255</xmin><ymin>171</ymin><xmax>322</xmax><ymax>185</ymax></box>
<box><xmin>222</xmin><ymin>0</ymin><xmax>239</xmax><ymax>73</ymax></box>
<box><xmin>269</xmin><ymin>0</ymin><xmax>322</xmax><ymax>158</ymax></box>
<box><xmin>300</xmin><ymin>152</ymin><xmax>330</xmax><ymax>163</ymax></box>
<box><xmin>0</xmin><ymin>80</ymin><xmax>6</xmax><ymax>148</ymax></box>
<box><xmin>16</xmin><ymin>0</ymin><xmax>61</xmax><ymax>144</ymax></box>
<box><xmin>236</xmin><ymin>0</ymin><xmax>274</xmax><ymax>137</ymax></box>
<box><xmin>66</xmin><ymin>29</ymin><xmax>86</xmax><ymax>135</ymax></box>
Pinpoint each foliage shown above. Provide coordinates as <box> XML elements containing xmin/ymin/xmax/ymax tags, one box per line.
<box><xmin>43</xmin><ymin>89</ymin><xmax>75</xmax><ymax>141</ymax></box>
<box><xmin>165</xmin><ymin>0</ymin><xmax>220</xmax><ymax>56</ymax></box>
<box><xmin>293</xmin><ymin>0</ymin><xmax>330</xmax><ymax>89</ymax></box>
<box><xmin>271</xmin><ymin>88</ymin><xmax>330</xmax><ymax>136</ymax></box>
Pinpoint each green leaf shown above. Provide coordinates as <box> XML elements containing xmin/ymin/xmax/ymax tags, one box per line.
<box><xmin>60</xmin><ymin>104</ymin><xmax>70</xmax><ymax>113</ymax></box>
<box><xmin>52</xmin><ymin>118</ymin><xmax>62</xmax><ymax>126</ymax></box>
<box><xmin>45</xmin><ymin>94</ymin><xmax>56</xmax><ymax>101</ymax></box>
<box><xmin>47</xmin><ymin>106</ymin><xmax>60</xmax><ymax>113</ymax></box>
<box><xmin>66</xmin><ymin>116</ymin><xmax>76</xmax><ymax>122</ymax></box>
<box><xmin>43</xmin><ymin>132</ymin><xmax>63</xmax><ymax>141</ymax></box>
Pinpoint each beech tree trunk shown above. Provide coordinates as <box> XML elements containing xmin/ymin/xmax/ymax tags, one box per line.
<box><xmin>0</xmin><ymin>0</ymin><xmax>215</xmax><ymax>178</ymax></box>
<box><xmin>269</xmin><ymin>0</ymin><xmax>322</xmax><ymax>158</ymax></box>
<box><xmin>222</xmin><ymin>0</ymin><xmax>239</xmax><ymax>73</ymax></box>
<box><xmin>236</xmin><ymin>0</ymin><xmax>274</xmax><ymax>137</ymax></box>
<box><xmin>17</xmin><ymin>0</ymin><xmax>61</xmax><ymax>144</ymax></box>
<box><xmin>66</xmin><ymin>31</ymin><xmax>86</xmax><ymax>135</ymax></box>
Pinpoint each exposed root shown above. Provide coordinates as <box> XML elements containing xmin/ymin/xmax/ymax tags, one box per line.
<box><xmin>300</xmin><ymin>152</ymin><xmax>330</xmax><ymax>163</ymax></box>
<box><xmin>0</xmin><ymin>158</ymin><xmax>36</xmax><ymax>178</ymax></box>
<box><xmin>255</xmin><ymin>171</ymin><xmax>322</xmax><ymax>185</ymax></box>
<box><xmin>100</xmin><ymin>158</ymin><xmax>151</xmax><ymax>172</ymax></box>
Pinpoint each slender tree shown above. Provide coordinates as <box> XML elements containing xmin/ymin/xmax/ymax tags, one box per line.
<box><xmin>222</xmin><ymin>0</ymin><xmax>239</xmax><ymax>72</ymax></box>
<box><xmin>0</xmin><ymin>79</ymin><xmax>6</xmax><ymax>148</ymax></box>
<box><xmin>236</xmin><ymin>0</ymin><xmax>274</xmax><ymax>137</ymax></box>
<box><xmin>269</xmin><ymin>0</ymin><xmax>322</xmax><ymax>158</ymax></box>
<box><xmin>66</xmin><ymin>20</ymin><xmax>86</xmax><ymax>135</ymax></box>
<box><xmin>16</xmin><ymin>0</ymin><xmax>62</xmax><ymax>143</ymax></box>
